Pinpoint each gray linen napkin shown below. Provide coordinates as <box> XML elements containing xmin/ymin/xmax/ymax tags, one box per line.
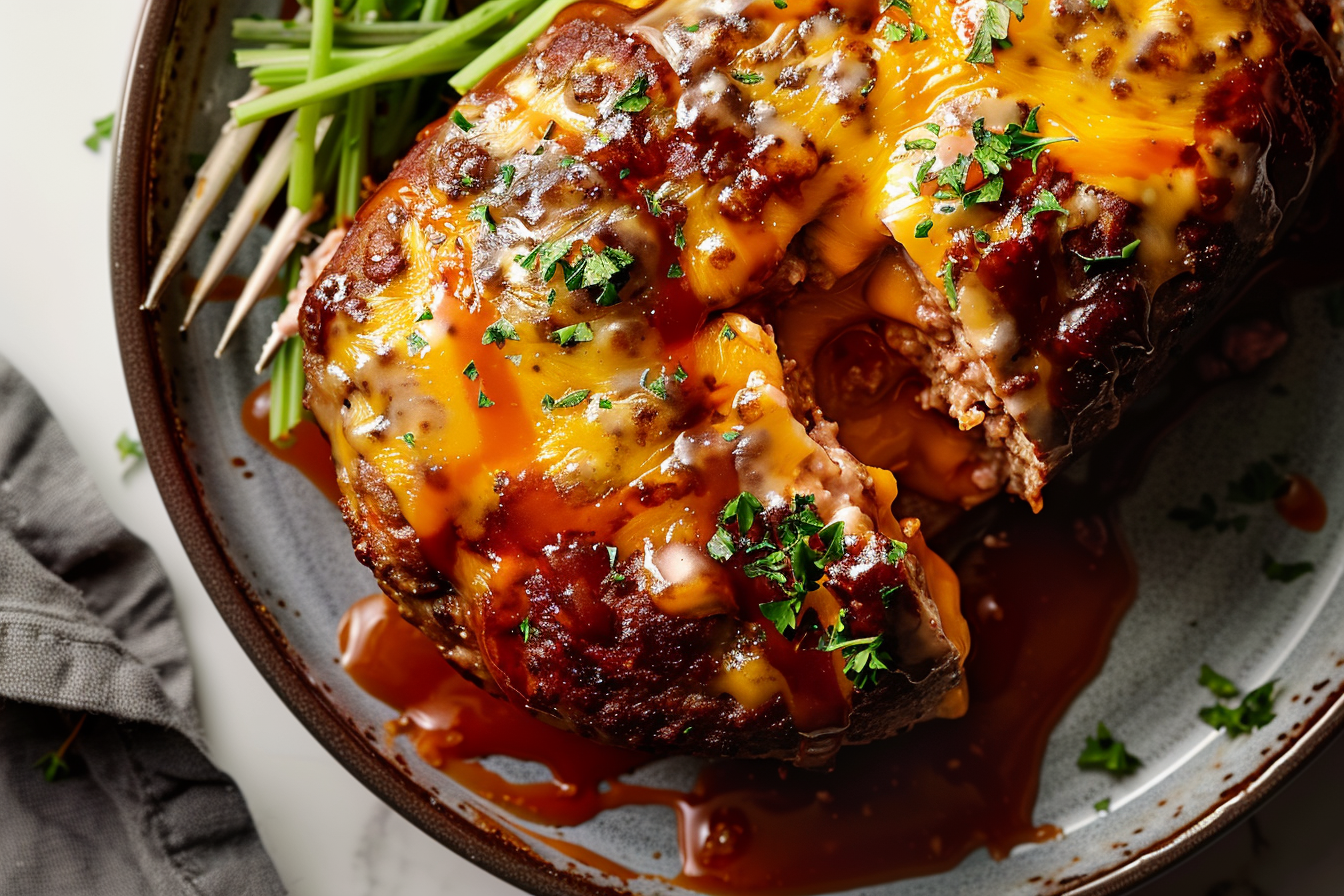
<box><xmin>0</xmin><ymin>356</ymin><xmax>285</xmax><ymax>896</ymax></box>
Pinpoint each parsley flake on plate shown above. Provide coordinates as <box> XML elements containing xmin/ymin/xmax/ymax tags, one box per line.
<box><xmin>1200</xmin><ymin>680</ymin><xmax>1276</xmax><ymax>737</ymax></box>
<box><xmin>1077</xmin><ymin>723</ymin><xmax>1141</xmax><ymax>775</ymax></box>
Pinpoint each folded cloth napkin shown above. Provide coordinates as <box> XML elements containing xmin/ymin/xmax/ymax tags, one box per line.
<box><xmin>0</xmin><ymin>356</ymin><xmax>284</xmax><ymax>896</ymax></box>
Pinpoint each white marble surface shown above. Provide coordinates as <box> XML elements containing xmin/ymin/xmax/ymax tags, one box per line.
<box><xmin>0</xmin><ymin>1</ymin><xmax>1339</xmax><ymax>894</ymax></box>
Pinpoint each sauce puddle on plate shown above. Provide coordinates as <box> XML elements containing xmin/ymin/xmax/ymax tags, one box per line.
<box><xmin>335</xmin><ymin>486</ymin><xmax>1135</xmax><ymax>894</ymax></box>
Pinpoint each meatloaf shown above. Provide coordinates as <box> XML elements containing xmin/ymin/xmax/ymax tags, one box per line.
<box><xmin>301</xmin><ymin>0</ymin><xmax>1342</xmax><ymax>764</ymax></box>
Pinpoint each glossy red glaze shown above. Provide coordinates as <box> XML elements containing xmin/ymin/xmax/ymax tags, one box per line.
<box><xmin>337</xmin><ymin>484</ymin><xmax>1136</xmax><ymax>894</ymax></box>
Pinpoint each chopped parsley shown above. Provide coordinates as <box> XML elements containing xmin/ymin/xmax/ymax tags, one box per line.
<box><xmin>668</xmin><ymin>262</ymin><xmax>685</xmax><ymax>278</ymax></box>
<box><xmin>563</xmin><ymin>244</ymin><xmax>636</xmax><ymax>306</ymax></box>
<box><xmin>1263</xmin><ymin>554</ymin><xmax>1313</xmax><ymax>583</ymax></box>
<box><xmin>712</xmin><ymin>492</ymin><xmax>849</xmax><ymax>636</ymax></box>
<box><xmin>939</xmin><ymin>259</ymin><xmax>958</xmax><ymax>309</ymax></box>
<box><xmin>559</xmin><ymin>156</ymin><xmax>577</xmax><ymax>168</ymax></box>
<box><xmin>914</xmin><ymin>218</ymin><xmax>933</xmax><ymax>239</ymax></box>
<box><xmin>1200</xmin><ymin>680</ymin><xmax>1276</xmax><ymax>737</ymax></box>
<box><xmin>619</xmin><ymin>167</ymin><xmax>631</xmax><ymax>180</ymax></box>
<box><xmin>497</xmin><ymin>165</ymin><xmax>515</xmax><ymax>188</ymax></box>
<box><xmin>542</xmin><ymin>389</ymin><xmax>590</xmax><ymax>410</ymax></box>
<box><xmin>516</xmin><ymin>240</ymin><xmax>573</xmax><ymax>281</ymax></box>
<box><xmin>401</xmin><ymin>432</ymin><xmax>415</xmax><ymax>447</ymax></box>
<box><xmin>723</xmin><ymin>430</ymin><xmax>741</xmax><ymax>442</ymax></box>
<box><xmin>613</xmin><ymin>75</ymin><xmax>652</xmax><ymax>113</ymax></box>
<box><xmin>774</xmin><ymin>0</ymin><xmax>787</xmax><ymax>7</ymax></box>
<box><xmin>85</xmin><ymin>113</ymin><xmax>115</xmax><ymax>152</ymax></box>
<box><xmin>885</xmin><ymin>22</ymin><xmax>908</xmax><ymax>41</ymax></box>
<box><xmin>708</xmin><ymin>527</ymin><xmax>736</xmax><ymax>561</ymax></box>
<box><xmin>1024</xmin><ymin>189</ymin><xmax>1067</xmax><ymax>224</ymax></box>
<box><xmin>477</xmin><ymin>389</ymin><xmax>495</xmax><ymax>408</ymax></box>
<box><xmin>674</xmin><ymin>223</ymin><xmax>686</xmax><ymax>249</ymax></box>
<box><xmin>640</xmin><ymin>368</ymin><xmax>669</xmax><ymax>400</ymax></box>
<box><xmin>462</xmin><ymin>361</ymin><xmax>479</xmax><ymax>380</ymax></box>
<box><xmin>643</xmin><ymin>188</ymin><xmax>664</xmax><ymax>216</ymax></box>
<box><xmin>1089</xmin><ymin>0</ymin><xmax>1108</xmax><ymax>8</ymax></box>
<box><xmin>684</xmin><ymin>22</ymin><xmax>700</xmax><ymax>32</ymax></box>
<box><xmin>1094</xmin><ymin>798</ymin><xmax>1111</xmax><ymax>812</ymax></box>
<box><xmin>416</xmin><ymin>309</ymin><xmax>434</xmax><ymax>322</ymax></box>
<box><xmin>1077</xmin><ymin>723</ymin><xmax>1141</xmax><ymax>776</ymax></box>
<box><xmin>966</xmin><ymin>0</ymin><xmax>1025</xmax><ymax>66</ymax></box>
<box><xmin>451</xmin><ymin>109</ymin><xmax>473</xmax><ymax>132</ymax></box>
<box><xmin>407</xmin><ymin>332</ymin><xmax>430</xmax><ymax>355</ymax></box>
<box><xmin>731</xmin><ymin>70</ymin><xmax>765</xmax><ymax>85</ymax></box>
<box><xmin>552</xmin><ymin>321</ymin><xmax>594</xmax><ymax>347</ymax></box>
<box><xmin>722</xmin><ymin>491</ymin><xmax>765</xmax><ymax>534</ymax></box>
<box><xmin>1227</xmin><ymin>460</ymin><xmax>1289</xmax><ymax>504</ymax></box>
<box><xmin>519</xmin><ymin>618</ymin><xmax>532</xmax><ymax>641</ymax></box>
<box><xmin>468</xmin><ymin>204</ymin><xmax>496</xmax><ymax>232</ymax></box>
<box><xmin>116</xmin><ymin>432</ymin><xmax>144</xmax><ymax>463</ymax></box>
<box><xmin>1168</xmin><ymin>493</ymin><xmax>1248</xmax><ymax>533</ymax></box>
<box><xmin>910</xmin><ymin>106</ymin><xmax>1076</xmax><ymax>215</ymax></box>
<box><xmin>1076</xmin><ymin>238</ymin><xmax>1141</xmax><ymax>273</ymax></box>
<box><xmin>1198</xmin><ymin>664</ymin><xmax>1240</xmax><ymax>699</ymax></box>
<box><xmin>817</xmin><ymin>610</ymin><xmax>894</xmax><ymax>689</ymax></box>
<box><xmin>720</xmin><ymin>323</ymin><xmax>737</xmax><ymax>341</ymax></box>
<box><xmin>673</xmin><ymin>363</ymin><xmax>689</xmax><ymax>383</ymax></box>
<box><xmin>886</xmin><ymin>540</ymin><xmax>908</xmax><ymax>563</ymax></box>
<box><xmin>599</xmin><ymin>397</ymin><xmax>613</xmax><ymax>409</ymax></box>
<box><xmin>480</xmin><ymin>319</ymin><xmax>519</xmax><ymax>347</ymax></box>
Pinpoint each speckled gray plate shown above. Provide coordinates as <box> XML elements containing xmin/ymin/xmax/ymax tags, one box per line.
<box><xmin>110</xmin><ymin>1</ymin><xmax>1344</xmax><ymax>894</ymax></box>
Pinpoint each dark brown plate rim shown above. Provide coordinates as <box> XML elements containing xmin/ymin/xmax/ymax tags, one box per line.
<box><xmin>107</xmin><ymin>1</ymin><xmax>1344</xmax><ymax>894</ymax></box>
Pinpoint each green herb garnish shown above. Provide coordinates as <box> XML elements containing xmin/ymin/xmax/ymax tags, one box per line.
<box><xmin>1263</xmin><ymin>554</ymin><xmax>1313</xmax><ymax>583</ymax></box>
<box><xmin>116</xmin><ymin>432</ymin><xmax>144</xmax><ymax>463</ymax></box>
<box><xmin>469</xmin><ymin>204</ymin><xmax>496</xmax><ymax>232</ymax></box>
<box><xmin>1198</xmin><ymin>664</ymin><xmax>1240</xmax><ymax>699</ymax></box>
<box><xmin>1024</xmin><ymin>189</ymin><xmax>1066</xmax><ymax>224</ymax></box>
<box><xmin>613</xmin><ymin>75</ymin><xmax>651</xmax><ymax>113</ymax></box>
<box><xmin>481</xmin><ymin>319</ymin><xmax>519</xmax><ymax>347</ymax></box>
<box><xmin>1077</xmin><ymin>723</ymin><xmax>1141</xmax><ymax>775</ymax></box>
<box><xmin>552</xmin><ymin>321</ymin><xmax>594</xmax><ymax>347</ymax></box>
<box><xmin>1076</xmin><ymin>239</ymin><xmax>1141</xmax><ymax>273</ymax></box>
<box><xmin>966</xmin><ymin>0</ymin><xmax>1024</xmax><ymax>65</ymax></box>
<box><xmin>543</xmin><ymin>389</ymin><xmax>590</xmax><ymax>410</ymax></box>
<box><xmin>85</xmin><ymin>114</ymin><xmax>115</xmax><ymax>152</ymax></box>
<box><xmin>1200</xmin><ymin>680</ymin><xmax>1276</xmax><ymax>736</ymax></box>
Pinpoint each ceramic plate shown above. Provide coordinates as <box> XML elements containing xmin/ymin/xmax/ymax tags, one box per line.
<box><xmin>110</xmin><ymin>1</ymin><xmax>1344</xmax><ymax>894</ymax></box>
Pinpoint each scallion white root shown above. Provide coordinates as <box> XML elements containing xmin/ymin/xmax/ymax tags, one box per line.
<box><xmin>143</xmin><ymin>82</ymin><xmax>269</xmax><ymax>311</ymax></box>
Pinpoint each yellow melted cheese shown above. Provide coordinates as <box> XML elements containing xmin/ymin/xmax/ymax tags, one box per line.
<box><xmin>311</xmin><ymin>0</ymin><xmax>1290</xmax><ymax>721</ymax></box>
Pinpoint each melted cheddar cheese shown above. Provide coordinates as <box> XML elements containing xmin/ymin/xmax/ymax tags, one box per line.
<box><xmin>303</xmin><ymin>0</ymin><xmax>1322</xmax><ymax>748</ymax></box>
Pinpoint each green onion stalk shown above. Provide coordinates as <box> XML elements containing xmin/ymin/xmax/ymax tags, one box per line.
<box><xmin>233</xmin><ymin>18</ymin><xmax>449</xmax><ymax>46</ymax></box>
<box><xmin>271</xmin><ymin>0</ymin><xmax>336</xmax><ymax>444</ymax></box>
<box><xmin>448</xmin><ymin>0</ymin><xmax>579</xmax><ymax>92</ymax></box>
<box><xmin>376</xmin><ymin>0</ymin><xmax>451</xmax><ymax>160</ymax></box>
<box><xmin>268</xmin><ymin>256</ymin><xmax>306</xmax><ymax>444</ymax></box>
<box><xmin>233</xmin><ymin>0</ymin><xmax>540</xmax><ymax>127</ymax></box>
